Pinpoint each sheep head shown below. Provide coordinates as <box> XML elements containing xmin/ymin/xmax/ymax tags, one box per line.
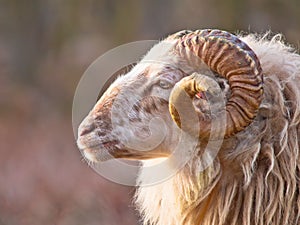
<box><xmin>77</xmin><ymin>29</ymin><xmax>264</xmax><ymax>163</ymax></box>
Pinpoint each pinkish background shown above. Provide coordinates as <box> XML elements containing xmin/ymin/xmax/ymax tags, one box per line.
<box><xmin>0</xmin><ymin>1</ymin><xmax>299</xmax><ymax>224</ymax></box>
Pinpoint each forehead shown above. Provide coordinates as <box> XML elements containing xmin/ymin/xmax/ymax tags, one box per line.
<box><xmin>105</xmin><ymin>39</ymin><xmax>182</xmax><ymax>87</ymax></box>
<box><xmin>110</xmin><ymin>62</ymin><xmax>164</xmax><ymax>84</ymax></box>
<box><xmin>104</xmin><ymin>63</ymin><xmax>184</xmax><ymax>100</ymax></box>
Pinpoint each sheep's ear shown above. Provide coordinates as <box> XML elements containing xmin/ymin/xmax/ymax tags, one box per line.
<box><xmin>97</xmin><ymin>63</ymin><xmax>136</xmax><ymax>101</ymax></box>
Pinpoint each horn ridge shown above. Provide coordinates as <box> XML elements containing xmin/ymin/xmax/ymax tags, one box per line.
<box><xmin>168</xmin><ymin>29</ymin><xmax>264</xmax><ymax>138</ymax></box>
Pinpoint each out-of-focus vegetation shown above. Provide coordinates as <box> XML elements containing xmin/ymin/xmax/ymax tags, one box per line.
<box><xmin>0</xmin><ymin>0</ymin><xmax>298</xmax><ymax>224</ymax></box>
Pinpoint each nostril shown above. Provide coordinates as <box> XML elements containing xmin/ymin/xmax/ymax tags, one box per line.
<box><xmin>79</xmin><ymin>123</ymin><xmax>96</xmax><ymax>136</ymax></box>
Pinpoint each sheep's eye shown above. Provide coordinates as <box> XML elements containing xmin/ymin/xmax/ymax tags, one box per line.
<box><xmin>158</xmin><ymin>80</ymin><xmax>172</xmax><ymax>89</ymax></box>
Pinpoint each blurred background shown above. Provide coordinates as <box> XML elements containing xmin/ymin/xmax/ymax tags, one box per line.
<box><xmin>0</xmin><ymin>0</ymin><xmax>299</xmax><ymax>224</ymax></box>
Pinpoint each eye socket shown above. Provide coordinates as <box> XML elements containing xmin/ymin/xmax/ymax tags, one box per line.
<box><xmin>158</xmin><ymin>79</ymin><xmax>172</xmax><ymax>89</ymax></box>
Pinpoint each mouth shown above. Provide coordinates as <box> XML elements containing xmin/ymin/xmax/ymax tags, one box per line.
<box><xmin>77</xmin><ymin>139</ymin><xmax>121</xmax><ymax>162</ymax></box>
<box><xmin>77</xmin><ymin>139</ymin><xmax>170</xmax><ymax>163</ymax></box>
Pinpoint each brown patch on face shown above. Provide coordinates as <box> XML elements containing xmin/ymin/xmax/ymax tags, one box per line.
<box><xmin>94</xmin><ymin>87</ymin><xmax>120</xmax><ymax>115</ymax></box>
<box><xmin>77</xmin><ymin>86</ymin><xmax>122</xmax><ymax>143</ymax></box>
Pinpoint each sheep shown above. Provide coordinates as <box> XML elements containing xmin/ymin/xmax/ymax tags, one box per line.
<box><xmin>77</xmin><ymin>29</ymin><xmax>300</xmax><ymax>225</ymax></box>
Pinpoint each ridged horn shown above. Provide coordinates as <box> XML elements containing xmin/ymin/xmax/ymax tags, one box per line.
<box><xmin>168</xmin><ymin>29</ymin><xmax>263</xmax><ymax>139</ymax></box>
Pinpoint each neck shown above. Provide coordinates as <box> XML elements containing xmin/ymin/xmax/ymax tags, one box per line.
<box><xmin>135</xmin><ymin>137</ymin><xmax>299</xmax><ymax>225</ymax></box>
<box><xmin>135</xmin><ymin>156</ymin><xmax>222</xmax><ymax>225</ymax></box>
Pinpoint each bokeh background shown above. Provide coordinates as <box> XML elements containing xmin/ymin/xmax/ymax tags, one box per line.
<box><xmin>0</xmin><ymin>0</ymin><xmax>299</xmax><ymax>225</ymax></box>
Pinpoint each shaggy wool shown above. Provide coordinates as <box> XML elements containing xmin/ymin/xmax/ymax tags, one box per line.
<box><xmin>134</xmin><ymin>33</ymin><xmax>300</xmax><ymax>225</ymax></box>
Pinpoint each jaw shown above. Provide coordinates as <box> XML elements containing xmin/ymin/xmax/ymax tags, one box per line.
<box><xmin>81</xmin><ymin>148</ymin><xmax>170</xmax><ymax>163</ymax></box>
<box><xmin>81</xmin><ymin>147</ymin><xmax>113</xmax><ymax>162</ymax></box>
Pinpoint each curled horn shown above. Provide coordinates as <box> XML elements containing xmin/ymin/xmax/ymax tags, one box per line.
<box><xmin>168</xmin><ymin>29</ymin><xmax>264</xmax><ymax>139</ymax></box>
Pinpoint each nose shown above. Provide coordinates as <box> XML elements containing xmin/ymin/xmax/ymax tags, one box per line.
<box><xmin>79</xmin><ymin>123</ymin><xmax>95</xmax><ymax>136</ymax></box>
<box><xmin>78</xmin><ymin>116</ymin><xmax>96</xmax><ymax>136</ymax></box>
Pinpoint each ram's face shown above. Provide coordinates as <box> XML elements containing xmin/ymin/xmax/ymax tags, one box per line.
<box><xmin>77</xmin><ymin>29</ymin><xmax>264</xmax><ymax>163</ymax></box>
<box><xmin>77</xmin><ymin>62</ymin><xmax>186</xmax><ymax>162</ymax></box>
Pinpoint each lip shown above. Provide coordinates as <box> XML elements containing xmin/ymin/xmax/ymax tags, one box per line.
<box><xmin>78</xmin><ymin>139</ymin><xmax>122</xmax><ymax>162</ymax></box>
<box><xmin>77</xmin><ymin>137</ymin><xmax>119</xmax><ymax>151</ymax></box>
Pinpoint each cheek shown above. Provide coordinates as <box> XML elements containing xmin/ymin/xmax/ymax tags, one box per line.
<box><xmin>130</xmin><ymin>114</ymin><xmax>152</xmax><ymax>139</ymax></box>
<box><xmin>111</xmin><ymin>124</ymin><xmax>131</xmax><ymax>139</ymax></box>
<box><xmin>134</xmin><ymin>126</ymin><xmax>151</xmax><ymax>139</ymax></box>
<box><xmin>127</xmin><ymin>115</ymin><xmax>170</xmax><ymax>150</ymax></box>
